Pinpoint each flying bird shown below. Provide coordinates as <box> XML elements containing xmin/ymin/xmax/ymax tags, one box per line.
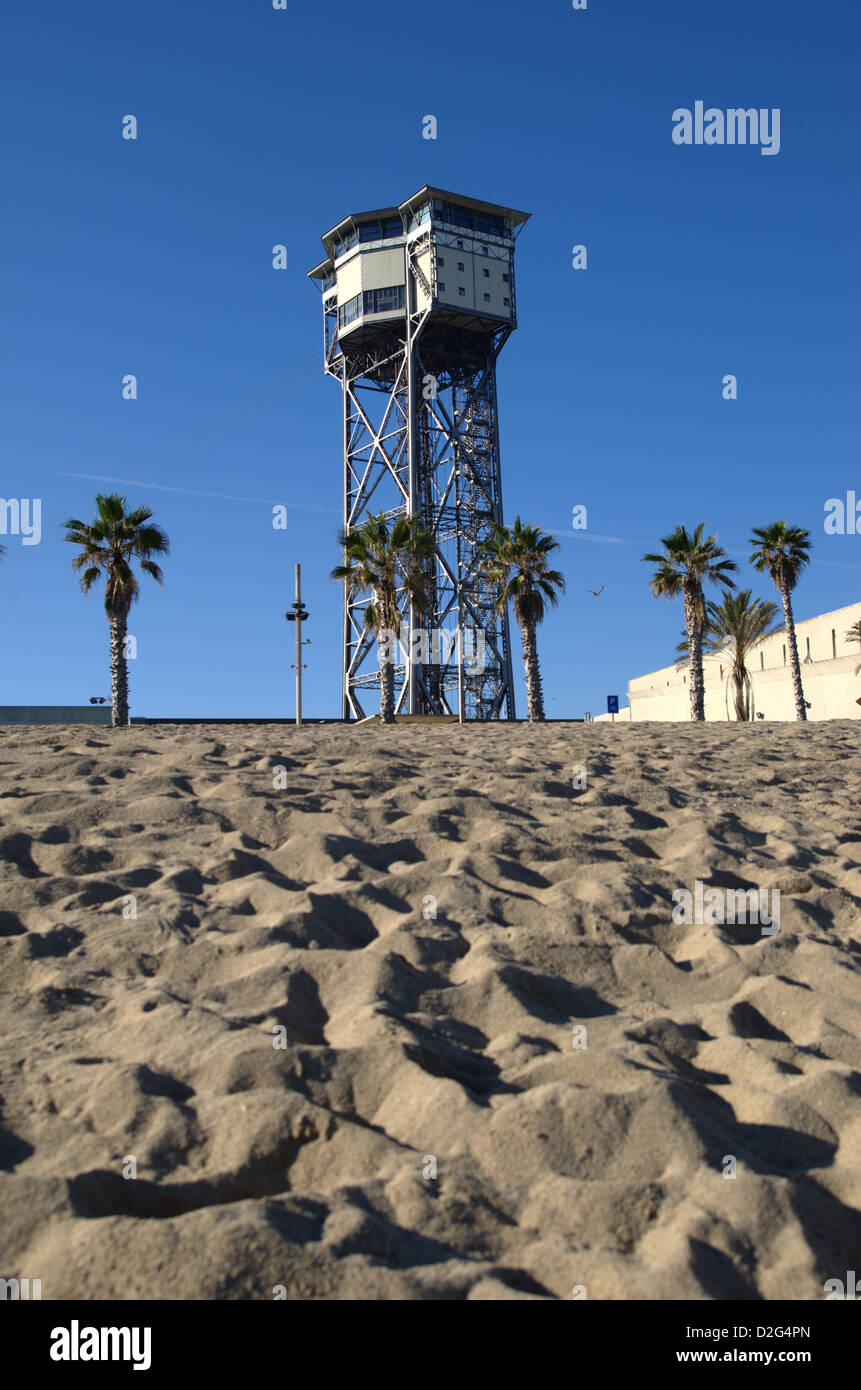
<box><xmin>588</xmin><ymin>585</ymin><xmax>604</xmax><ymax>598</ymax></box>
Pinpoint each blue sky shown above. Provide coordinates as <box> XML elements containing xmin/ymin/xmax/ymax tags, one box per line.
<box><xmin>2</xmin><ymin>0</ymin><xmax>859</xmax><ymax>717</ymax></box>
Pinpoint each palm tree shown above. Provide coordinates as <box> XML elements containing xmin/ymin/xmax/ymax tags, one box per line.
<box><xmin>845</xmin><ymin>618</ymin><xmax>861</xmax><ymax>653</ymax></box>
<box><xmin>749</xmin><ymin>522</ymin><xmax>812</xmax><ymax>721</ymax></box>
<box><xmin>675</xmin><ymin>589</ymin><xmax>780</xmax><ymax>721</ymax></box>
<box><xmin>482</xmin><ymin>517</ymin><xmax>565</xmax><ymax>721</ymax></box>
<box><xmin>643</xmin><ymin>523</ymin><xmax>737</xmax><ymax>721</ymax></box>
<box><xmin>63</xmin><ymin>494</ymin><xmax>169</xmax><ymax>728</ymax></box>
<box><xmin>331</xmin><ymin>512</ymin><xmax>433</xmax><ymax>724</ymax></box>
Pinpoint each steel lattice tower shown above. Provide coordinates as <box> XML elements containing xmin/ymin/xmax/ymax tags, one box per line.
<box><xmin>308</xmin><ymin>186</ymin><xmax>530</xmax><ymax>721</ymax></box>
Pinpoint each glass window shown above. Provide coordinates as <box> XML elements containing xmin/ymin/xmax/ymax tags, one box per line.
<box><xmin>502</xmin><ymin>273</ymin><xmax>509</xmax><ymax>282</ymax></box>
<box><xmin>482</xmin><ymin>268</ymin><xmax>489</xmax><ymax>277</ymax></box>
<box><xmin>483</xmin><ymin>293</ymin><xmax>490</xmax><ymax>302</ymax></box>
<box><xmin>438</xmin><ymin>282</ymin><xmax>445</xmax><ymax>292</ymax></box>
<box><xmin>457</xmin><ymin>262</ymin><xmax>465</xmax><ymax>271</ymax></box>
<box><xmin>339</xmin><ymin>284</ymin><xmax>404</xmax><ymax>327</ymax></box>
<box><xmin>357</xmin><ymin>217</ymin><xmax>402</xmax><ymax>243</ymax></box>
<box><xmin>458</xmin><ymin>287</ymin><xmax>465</xmax><ymax>297</ymax></box>
<box><xmin>367</xmin><ymin>284</ymin><xmax>405</xmax><ymax>314</ymax></box>
<box><xmin>437</xmin><ymin>256</ymin><xmax>444</xmax><ymax>266</ymax></box>
<box><xmin>503</xmin><ymin>297</ymin><xmax>509</xmax><ymax>306</ymax></box>
<box><xmin>338</xmin><ymin>292</ymin><xmax>362</xmax><ymax>328</ymax></box>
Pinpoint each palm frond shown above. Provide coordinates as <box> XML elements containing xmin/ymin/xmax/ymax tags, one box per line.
<box><xmin>64</xmin><ymin>494</ymin><xmax>169</xmax><ymax>617</ymax></box>
<box><xmin>330</xmin><ymin>511</ymin><xmax>433</xmax><ymax>639</ymax></box>
<box><xmin>749</xmin><ymin>521</ymin><xmax>812</xmax><ymax>591</ymax></box>
<box><xmin>479</xmin><ymin>516</ymin><xmax>565</xmax><ymax>628</ymax></box>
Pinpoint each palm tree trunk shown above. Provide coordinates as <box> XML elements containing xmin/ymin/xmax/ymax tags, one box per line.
<box><xmin>110</xmin><ymin>614</ymin><xmax>129</xmax><ymax>727</ymax></box>
<box><xmin>520</xmin><ymin>620</ymin><xmax>545</xmax><ymax>721</ymax></box>
<box><xmin>379</xmin><ymin>650</ymin><xmax>396</xmax><ymax>724</ymax></box>
<box><xmin>732</xmin><ymin>667</ymin><xmax>748</xmax><ymax>721</ymax></box>
<box><xmin>781</xmin><ymin>583</ymin><xmax>807</xmax><ymax>721</ymax></box>
<box><xmin>684</xmin><ymin>590</ymin><xmax>705</xmax><ymax>721</ymax></box>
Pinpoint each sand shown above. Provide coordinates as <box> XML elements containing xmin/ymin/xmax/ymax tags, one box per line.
<box><xmin>0</xmin><ymin>719</ymin><xmax>859</xmax><ymax>1301</ymax></box>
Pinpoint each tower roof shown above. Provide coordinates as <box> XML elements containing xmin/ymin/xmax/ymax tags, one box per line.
<box><xmin>400</xmin><ymin>185</ymin><xmax>530</xmax><ymax>228</ymax></box>
<box><xmin>309</xmin><ymin>186</ymin><xmax>530</xmax><ymax>273</ymax></box>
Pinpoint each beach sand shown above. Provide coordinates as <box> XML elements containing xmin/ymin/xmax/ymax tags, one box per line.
<box><xmin>0</xmin><ymin>720</ymin><xmax>859</xmax><ymax>1301</ymax></box>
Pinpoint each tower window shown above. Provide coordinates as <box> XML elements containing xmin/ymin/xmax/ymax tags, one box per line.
<box><xmin>832</xmin><ymin>628</ymin><xmax>837</xmax><ymax>658</ymax></box>
<box><xmin>502</xmin><ymin>273</ymin><xmax>509</xmax><ymax>282</ymax></box>
<box><xmin>438</xmin><ymin>281</ymin><xmax>445</xmax><ymax>292</ymax></box>
<box><xmin>760</xmin><ymin>651</ymin><xmax>764</xmax><ymax>669</ymax></box>
<box><xmin>458</xmin><ymin>287</ymin><xmax>465</xmax><ymax>297</ymax></box>
<box><xmin>457</xmin><ymin>239</ymin><xmax>464</xmax><ymax>248</ymax></box>
<box><xmin>358</xmin><ymin>216</ymin><xmax>402</xmax><ymax>243</ymax></box>
<box><xmin>337</xmin><ymin>283</ymin><xmax>406</xmax><ymax>327</ymax></box>
<box><xmin>457</xmin><ymin>262</ymin><xmax>465</xmax><ymax>271</ymax></box>
<box><xmin>437</xmin><ymin>256</ymin><xmax>445</xmax><ymax>266</ymax></box>
<box><xmin>783</xmin><ymin>644</ymin><xmax>786</xmax><ymax>664</ymax></box>
<box><xmin>806</xmin><ymin>637</ymin><xmax>811</xmax><ymax>658</ymax></box>
<box><xmin>482</xmin><ymin>267</ymin><xmax>489</xmax><ymax>277</ymax></box>
<box><xmin>503</xmin><ymin>297</ymin><xmax>510</xmax><ymax>306</ymax></box>
<box><xmin>483</xmin><ymin>292</ymin><xmax>490</xmax><ymax>302</ymax></box>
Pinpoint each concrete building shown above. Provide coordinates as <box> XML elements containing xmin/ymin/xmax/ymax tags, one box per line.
<box><xmin>595</xmin><ymin>600</ymin><xmax>861</xmax><ymax>722</ymax></box>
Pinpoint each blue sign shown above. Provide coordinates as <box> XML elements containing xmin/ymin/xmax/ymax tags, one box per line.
<box><xmin>607</xmin><ymin>695</ymin><xmax>619</xmax><ymax>714</ymax></box>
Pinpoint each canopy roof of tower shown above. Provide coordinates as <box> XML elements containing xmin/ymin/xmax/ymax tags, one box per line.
<box><xmin>317</xmin><ymin>205</ymin><xmax>404</xmax><ymax>262</ymax></box>
<box><xmin>400</xmin><ymin>185</ymin><xmax>530</xmax><ymax>229</ymax></box>
<box><xmin>309</xmin><ymin>187</ymin><xmax>530</xmax><ymax>276</ymax></box>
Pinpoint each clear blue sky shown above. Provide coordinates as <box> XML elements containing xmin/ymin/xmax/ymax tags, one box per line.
<box><xmin>2</xmin><ymin>0</ymin><xmax>859</xmax><ymax>717</ymax></box>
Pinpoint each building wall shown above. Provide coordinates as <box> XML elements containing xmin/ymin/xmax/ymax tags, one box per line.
<box><xmin>0</xmin><ymin>706</ymin><xmax>112</xmax><ymax>725</ymax></box>
<box><xmin>360</xmin><ymin>247</ymin><xmax>405</xmax><ymax>291</ymax></box>
<box><xmin>432</xmin><ymin>236</ymin><xmax>512</xmax><ymax>319</ymax></box>
<box><xmin>333</xmin><ymin>231</ymin><xmax>514</xmax><ymax>329</ymax></box>
<box><xmin>594</xmin><ymin>600</ymin><xmax>861</xmax><ymax>722</ymax></box>
<box><xmin>334</xmin><ymin>246</ymin><xmax>406</xmax><ymax>306</ymax></box>
<box><xmin>335</xmin><ymin>252</ymin><xmax>363</xmax><ymax>304</ymax></box>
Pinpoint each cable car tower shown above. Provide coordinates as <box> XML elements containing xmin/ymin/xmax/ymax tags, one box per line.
<box><xmin>308</xmin><ymin>186</ymin><xmax>529</xmax><ymax>721</ymax></box>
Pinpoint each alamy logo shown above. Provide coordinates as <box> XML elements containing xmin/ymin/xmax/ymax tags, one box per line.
<box><xmin>823</xmin><ymin>1271</ymin><xmax>860</xmax><ymax>1300</ymax></box>
<box><xmin>0</xmin><ymin>1277</ymin><xmax>42</xmax><ymax>1299</ymax></box>
<box><xmin>0</xmin><ymin>497</ymin><xmax>41</xmax><ymax>545</ymax></box>
<box><xmin>824</xmin><ymin>492</ymin><xmax>861</xmax><ymax>534</ymax></box>
<box><xmin>377</xmin><ymin>627</ymin><xmax>486</xmax><ymax>674</ymax></box>
<box><xmin>50</xmin><ymin>1321</ymin><xmax>151</xmax><ymax>1371</ymax></box>
<box><xmin>672</xmin><ymin>103</ymin><xmax>781</xmax><ymax>156</ymax></box>
<box><xmin>672</xmin><ymin>880</ymin><xmax>780</xmax><ymax>934</ymax></box>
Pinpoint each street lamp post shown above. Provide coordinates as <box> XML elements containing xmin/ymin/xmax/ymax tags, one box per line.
<box><xmin>285</xmin><ymin>563</ymin><xmax>310</xmax><ymax>726</ymax></box>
